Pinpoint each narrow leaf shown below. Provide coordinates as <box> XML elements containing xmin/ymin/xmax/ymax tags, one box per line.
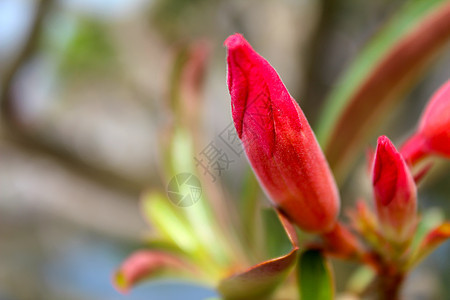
<box><xmin>141</xmin><ymin>191</ymin><xmax>201</xmax><ymax>254</ymax></box>
<box><xmin>298</xmin><ymin>249</ymin><xmax>334</xmax><ymax>300</ymax></box>
<box><xmin>347</xmin><ymin>266</ymin><xmax>375</xmax><ymax>295</ymax></box>
<box><xmin>217</xmin><ymin>211</ymin><xmax>298</xmax><ymax>300</ymax></box>
<box><xmin>316</xmin><ymin>0</ymin><xmax>450</xmax><ymax>181</ymax></box>
<box><xmin>263</xmin><ymin>208</ymin><xmax>295</xmax><ymax>259</ymax></box>
<box><xmin>141</xmin><ymin>190</ymin><xmax>228</xmax><ymax>275</ymax></box>
<box><xmin>113</xmin><ymin>250</ymin><xmax>194</xmax><ymax>293</ymax></box>
<box><xmin>240</xmin><ymin>171</ymin><xmax>264</xmax><ymax>262</ymax></box>
<box><xmin>410</xmin><ymin>207</ymin><xmax>444</xmax><ymax>251</ymax></box>
<box><xmin>410</xmin><ymin>222</ymin><xmax>450</xmax><ymax>267</ymax></box>
<box><xmin>170</xmin><ymin>129</ymin><xmax>232</xmax><ymax>266</ymax></box>
<box><xmin>218</xmin><ymin>250</ymin><xmax>297</xmax><ymax>300</ymax></box>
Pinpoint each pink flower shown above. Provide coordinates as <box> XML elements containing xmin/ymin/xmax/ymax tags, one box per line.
<box><xmin>224</xmin><ymin>33</ymin><xmax>339</xmax><ymax>233</ymax></box>
<box><xmin>373</xmin><ymin>136</ymin><xmax>417</xmax><ymax>242</ymax></box>
<box><xmin>401</xmin><ymin>79</ymin><xmax>450</xmax><ymax>164</ymax></box>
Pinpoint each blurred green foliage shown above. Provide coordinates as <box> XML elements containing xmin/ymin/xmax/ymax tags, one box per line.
<box><xmin>150</xmin><ymin>0</ymin><xmax>219</xmax><ymax>40</ymax></box>
<box><xmin>59</xmin><ymin>19</ymin><xmax>117</xmax><ymax>78</ymax></box>
<box><xmin>298</xmin><ymin>250</ymin><xmax>334</xmax><ymax>300</ymax></box>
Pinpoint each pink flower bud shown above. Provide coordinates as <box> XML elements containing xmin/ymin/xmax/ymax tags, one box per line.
<box><xmin>372</xmin><ymin>136</ymin><xmax>417</xmax><ymax>242</ymax></box>
<box><xmin>224</xmin><ymin>33</ymin><xmax>339</xmax><ymax>233</ymax></box>
<box><xmin>401</xmin><ymin>79</ymin><xmax>450</xmax><ymax>164</ymax></box>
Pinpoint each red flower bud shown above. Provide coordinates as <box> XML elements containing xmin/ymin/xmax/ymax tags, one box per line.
<box><xmin>224</xmin><ymin>33</ymin><xmax>339</xmax><ymax>233</ymax></box>
<box><xmin>401</xmin><ymin>79</ymin><xmax>450</xmax><ymax>164</ymax></box>
<box><xmin>372</xmin><ymin>136</ymin><xmax>417</xmax><ymax>242</ymax></box>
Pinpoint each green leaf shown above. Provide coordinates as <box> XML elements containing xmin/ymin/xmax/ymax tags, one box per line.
<box><xmin>239</xmin><ymin>171</ymin><xmax>264</xmax><ymax>262</ymax></box>
<box><xmin>410</xmin><ymin>208</ymin><xmax>444</xmax><ymax>251</ymax></box>
<box><xmin>168</xmin><ymin>128</ymin><xmax>196</xmax><ymax>174</ymax></box>
<box><xmin>218</xmin><ymin>250</ymin><xmax>298</xmax><ymax>300</ymax></box>
<box><xmin>298</xmin><ymin>250</ymin><xmax>334</xmax><ymax>300</ymax></box>
<box><xmin>346</xmin><ymin>266</ymin><xmax>375</xmax><ymax>295</ymax></box>
<box><xmin>141</xmin><ymin>191</ymin><xmax>201</xmax><ymax>255</ymax></box>
<box><xmin>316</xmin><ymin>0</ymin><xmax>450</xmax><ymax>181</ymax></box>
<box><xmin>59</xmin><ymin>19</ymin><xmax>117</xmax><ymax>77</ymax></box>
<box><xmin>141</xmin><ymin>191</ymin><xmax>226</xmax><ymax>279</ymax></box>
<box><xmin>262</xmin><ymin>209</ymin><xmax>293</xmax><ymax>259</ymax></box>
<box><xmin>218</xmin><ymin>211</ymin><xmax>299</xmax><ymax>300</ymax></box>
<box><xmin>409</xmin><ymin>221</ymin><xmax>450</xmax><ymax>268</ymax></box>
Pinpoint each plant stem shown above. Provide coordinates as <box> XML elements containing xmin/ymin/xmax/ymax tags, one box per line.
<box><xmin>376</xmin><ymin>270</ymin><xmax>405</xmax><ymax>300</ymax></box>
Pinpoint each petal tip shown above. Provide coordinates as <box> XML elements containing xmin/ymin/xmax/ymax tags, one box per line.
<box><xmin>377</xmin><ymin>135</ymin><xmax>392</xmax><ymax>150</ymax></box>
<box><xmin>373</xmin><ymin>136</ymin><xmax>398</xmax><ymax>205</ymax></box>
<box><xmin>224</xmin><ymin>33</ymin><xmax>246</xmax><ymax>49</ymax></box>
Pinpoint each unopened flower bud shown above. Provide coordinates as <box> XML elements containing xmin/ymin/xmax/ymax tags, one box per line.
<box><xmin>225</xmin><ymin>33</ymin><xmax>339</xmax><ymax>233</ymax></box>
<box><xmin>401</xmin><ymin>80</ymin><xmax>450</xmax><ymax>164</ymax></box>
<box><xmin>373</xmin><ymin>136</ymin><xmax>417</xmax><ymax>242</ymax></box>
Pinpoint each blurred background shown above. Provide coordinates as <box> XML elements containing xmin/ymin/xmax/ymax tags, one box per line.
<box><xmin>0</xmin><ymin>0</ymin><xmax>449</xmax><ymax>299</ymax></box>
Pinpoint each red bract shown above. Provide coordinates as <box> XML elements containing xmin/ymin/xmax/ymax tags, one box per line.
<box><xmin>224</xmin><ymin>33</ymin><xmax>339</xmax><ymax>233</ymax></box>
<box><xmin>372</xmin><ymin>136</ymin><xmax>417</xmax><ymax>243</ymax></box>
<box><xmin>401</xmin><ymin>79</ymin><xmax>450</xmax><ymax>164</ymax></box>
